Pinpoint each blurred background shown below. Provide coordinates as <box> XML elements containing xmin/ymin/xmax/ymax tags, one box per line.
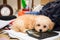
<box><xmin>0</xmin><ymin>0</ymin><xmax>55</xmax><ymax>15</ymax></box>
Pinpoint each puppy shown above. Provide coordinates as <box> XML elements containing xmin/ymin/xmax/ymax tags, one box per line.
<box><xmin>11</xmin><ymin>14</ymin><xmax>36</xmax><ymax>33</ymax></box>
<box><xmin>11</xmin><ymin>14</ymin><xmax>54</xmax><ymax>33</ymax></box>
<box><xmin>34</xmin><ymin>15</ymin><xmax>54</xmax><ymax>32</ymax></box>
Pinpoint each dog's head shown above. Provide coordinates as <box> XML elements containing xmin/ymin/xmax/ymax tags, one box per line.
<box><xmin>34</xmin><ymin>15</ymin><xmax>54</xmax><ymax>32</ymax></box>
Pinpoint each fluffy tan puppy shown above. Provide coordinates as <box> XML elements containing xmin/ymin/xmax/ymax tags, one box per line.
<box><xmin>11</xmin><ymin>14</ymin><xmax>54</xmax><ymax>33</ymax></box>
<box><xmin>11</xmin><ymin>14</ymin><xmax>36</xmax><ymax>33</ymax></box>
<box><xmin>34</xmin><ymin>15</ymin><xmax>54</xmax><ymax>32</ymax></box>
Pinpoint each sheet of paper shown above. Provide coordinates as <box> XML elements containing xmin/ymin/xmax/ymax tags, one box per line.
<box><xmin>0</xmin><ymin>20</ymin><xmax>13</xmax><ymax>29</ymax></box>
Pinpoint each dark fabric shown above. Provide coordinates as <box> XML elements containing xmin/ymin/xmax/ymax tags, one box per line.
<box><xmin>39</xmin><ymin>1</ymin><xmax>60</xmax><ymax>31</ymax></box>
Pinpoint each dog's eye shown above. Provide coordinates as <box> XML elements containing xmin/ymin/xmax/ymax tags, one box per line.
<box><xmin>44</xmin><ymin>25</ymin><xmax>46</xmax><ymax>28</ymax></box>
<box><xmin>37</xmin><ymin>24</ymin><xmax>40</xmax><ymax>26</ymax></box>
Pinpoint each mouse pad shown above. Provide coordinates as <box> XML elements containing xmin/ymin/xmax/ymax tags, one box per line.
<box><xmin>26</xmin><ymin>30</ymin><xmax>59</xmax><ymax>39</ymax></box>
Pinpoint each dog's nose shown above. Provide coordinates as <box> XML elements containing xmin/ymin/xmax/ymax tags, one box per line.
<box><xmin>39</xmin><ymin>29</ymin><xmax>42</xmax><ymax>32</ymax></box>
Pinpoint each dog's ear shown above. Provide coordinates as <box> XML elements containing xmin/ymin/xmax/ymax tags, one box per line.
<box><xmin>49</xmin><ymin>21</ymin><xmax>54</xmax><ymax>30</ymax></box>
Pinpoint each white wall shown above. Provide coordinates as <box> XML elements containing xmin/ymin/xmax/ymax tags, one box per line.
<box><xmin>25</xmin><ymin>0</ymin><xmax>41</xmax><ymax>10</ymax></box>
<box><xmin>34</xmin><ymin>0</ymin><xmax>41</xmax><ymax>8</ymax></box>
<box><xmin>7</xmin><ymin>0</ymin><xmax>18</xmax><ymax>15</ymax></box>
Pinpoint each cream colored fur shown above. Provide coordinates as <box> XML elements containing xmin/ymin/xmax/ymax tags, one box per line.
<box><xmin>35</xmin><ymin>15</ymin><xmax>54</xmax><ymax>32</ymax></box>
<box><xmin>11</xmin><ymin>14</ymin><xmax>36</xmax><ymax>33</ymax></box>
<box><xmin>11</xmin><ymin>14</ymin><xmax>54</xmax><ymax>33</ymax></box>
